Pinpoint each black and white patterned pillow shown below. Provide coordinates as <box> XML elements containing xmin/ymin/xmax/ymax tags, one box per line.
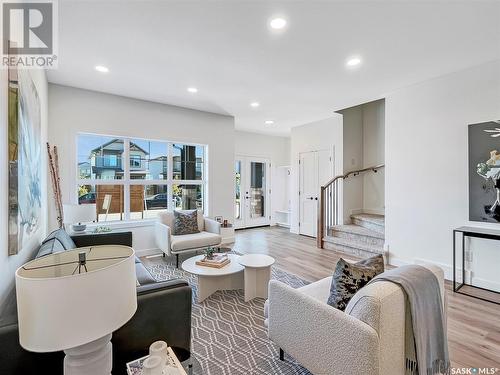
<box><xmin>327</xmin><ymin>255</ymin><xmax>385</xmax><ymax>311</ymax></box>
<box><xmin>173</xmin><ymin>210</ymin><xmax>200</xmax><ymax>235</ymax></box>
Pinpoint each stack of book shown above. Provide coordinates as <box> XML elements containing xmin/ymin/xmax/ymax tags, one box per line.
<box><xmin>195</xmin><ymin>253</ymin><xmax>230</xmax><ymax>268</ymax></box>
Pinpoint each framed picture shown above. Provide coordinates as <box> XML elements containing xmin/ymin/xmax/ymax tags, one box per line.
<box><xmin>469</xmin><ymin>120</ymin><xmax>500</xmax><ymax>223</ymax></box>
<box><xmin>214</xmin><ymin>216</ymin><xmax>223</xmax><ymax>224</ymax></box>
<box><xmin>8</xmin><ymin>66</ymin><xmax>42</xmax><ymax>255</ymax></box>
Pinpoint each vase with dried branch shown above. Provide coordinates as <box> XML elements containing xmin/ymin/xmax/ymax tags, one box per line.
<box><xmin>47</xmin><ymin>143</ymin><xmax>64</xmax><ymax>228</ymax></box>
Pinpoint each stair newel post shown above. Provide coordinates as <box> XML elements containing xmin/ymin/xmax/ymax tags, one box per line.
<box><xmin>318</xmin><ymin>186</ymin><xmax>325</xmax><ymax>248</ymax></box>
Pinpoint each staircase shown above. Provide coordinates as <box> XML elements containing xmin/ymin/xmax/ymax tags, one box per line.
<box><xmin>317</xmin><ymin>164</ymin><xmax>386</xmax><ymax>259</ymax></box>
<box><xmin>323</xmin><ymin>213</ymin><xmax>385</xmax><ymax>258</ymax></box>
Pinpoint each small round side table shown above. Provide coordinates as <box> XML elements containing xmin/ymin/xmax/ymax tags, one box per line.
<box><xmin>237</xmin><ymin>254</ymin><xmax>275</xmax><ymax>302</ymax></box>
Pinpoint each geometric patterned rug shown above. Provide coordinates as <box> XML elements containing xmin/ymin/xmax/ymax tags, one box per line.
<box><xmin>142</xmin><ymin>254</ymin><xmax>313</xmax><ymax>375</ymax></box>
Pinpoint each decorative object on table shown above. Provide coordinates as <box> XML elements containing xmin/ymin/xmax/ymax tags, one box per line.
<box><xmin>142</xmin><ymin>355</ymin><xmax>163</xmax><ymax>375</ymax></box>
<box><xmin>149</xmin><ymin>340</ymin><xmax>169</xmax><ymax>364</ymax></box>
<box><xmin>47</xmin><ymin>143</ymin><xmax>64</xmax><ymax>229</ymax></box>
<box><xmin>204</xmin><ymin>246</ymin><xmax>216</xmax><ymax>259</ymax></box>
<box><xmin>7</xmin><ymin>65</ymin><xmax>43</xmax><ymax>256</ymax></box>
<box><xmin>93</xmin><ymin>225</ymin><xmax>113</xmax><ymax>233</ymax></box>
<box><xmin>63</xmin><ymin>203</ymin><xmax>96</xmax><ymax>232</ymax></box>
<box><xmin>469</xmin><ymin>120</ymin><xmax>500</xmax><ymax>223</ymax></box>
<box><xmin>15</xmin><ymin>245</ymin><xmax>137</xmax><ymax>375</ymax></box>
<box><xmin>196</xmin><ymin>253</ymin><xmax>230</xmax><ymax>268</ymax></box>
<box><xmin>214</xmin><ymin>215</ymin><xmax>223</xmax><ymax>224</ymax></box>
<box><xmin>223</xmin><ymin>219</ymin><xmax>229</xmax><ymax>227</ymax></box>
<box><xmin>126</xmin><ymin>346</ymin><xmax>187</xmax><ymax>375</ymax></box>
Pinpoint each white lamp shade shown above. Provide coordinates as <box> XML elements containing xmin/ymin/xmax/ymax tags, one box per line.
<box><xmin>63</xmin><ymin>204</ymin><xmax>96</xmax><ymax>224</ymax></box>
<box><xmin>15</xmin><ymin>245</ymin><xmax>137</xmax><ymax>352</ymax></box>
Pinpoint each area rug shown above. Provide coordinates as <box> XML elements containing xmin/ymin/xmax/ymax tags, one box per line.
<box><xmin>143</xmin><ymin>254</ymin><xmax>312</xmax><ymax>375</ymax></box>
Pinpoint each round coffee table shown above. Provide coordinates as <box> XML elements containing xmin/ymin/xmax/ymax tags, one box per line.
<box><xmin>237</xmin><ymin>254</ymin><xmax>275</xmax><ymax>302</ymax></box>
<box><xmin>182</xmin><ymin>254</ymin><xmax>244</xmax><ymax>302</ymax></box>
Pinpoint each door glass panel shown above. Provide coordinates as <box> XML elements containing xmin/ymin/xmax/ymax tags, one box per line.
<box><xmin>250</xmin><ymin>162</ymin><xmax>265</xmax><ymax>218</ymax></box>
<box><xmin>235</xmin><ymin>161</ymin><xmax>241</xmax><ymax>219</ymax></box>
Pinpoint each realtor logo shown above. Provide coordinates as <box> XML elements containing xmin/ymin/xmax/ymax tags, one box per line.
<box><xmin>1</xmin><ymin>0</ymin><xmax>58</xmax><ymax>68</ymax></box>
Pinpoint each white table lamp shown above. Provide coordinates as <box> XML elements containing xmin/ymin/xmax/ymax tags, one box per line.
<box><xmin>15</xmin><ymin>245</ymin><xmax>137</xmax><ymax>375</ymax></box>
<box><xmin>63</xmin><ymin>204</ymin><xmax>96</xmax><ymax>232</ymax></box>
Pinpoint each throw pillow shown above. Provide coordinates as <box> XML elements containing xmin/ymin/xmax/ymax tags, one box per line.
<box><xmin>327</xmin><ymin>255</ymin><xmax>385</xmax><ymax>311</ymax></box>
<box><xmin>173</xmin><ymin>210</ymin><xmax>200</xmax><ymax>235</ymax></box>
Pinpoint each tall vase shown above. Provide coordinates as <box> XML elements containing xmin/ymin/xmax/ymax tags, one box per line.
<box><xmin>47</xmin><ymin>143</ymin><xmax>63</xmax><ymax>228</ymax></box>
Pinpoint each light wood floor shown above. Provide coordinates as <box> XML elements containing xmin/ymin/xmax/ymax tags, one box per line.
<box><xmin>232</xmin><ymin>226</ymin><xmax>500</xmax><ymax>369</ymax></box>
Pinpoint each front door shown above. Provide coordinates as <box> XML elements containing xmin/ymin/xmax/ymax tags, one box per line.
<box><xmin>235</xmin><ymin>156</ymin><xmax>270</xmax><ymax>229</ymax></box>
<box><xmin>299</xmin><ymin>150</ymin><xmax>333</xmax><ymax>237</ymax></box>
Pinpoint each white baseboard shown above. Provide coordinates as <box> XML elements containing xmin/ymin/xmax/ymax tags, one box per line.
<box><xmin>388</xmin><ymin>256</ymin><xmax>454</xmax><ymax>281</ymax></box>
<box><xmin>363</xmin><ymin>208</ymin><xmax>385</xmax><ymax>216</ymax></box>
<box><xmin>471</xmin><ymin>276</ymin><xmax>500</xmax><ymax>292</ymax></box>
<box><xmin>136</xmin><ymin>248</ymin><xmax>163</xmax><ymax>257</ymax></box>
<box><xmin>350</xmin><ymin>208</ymin><xmax>385</xmax><ymax>216</ymax></box>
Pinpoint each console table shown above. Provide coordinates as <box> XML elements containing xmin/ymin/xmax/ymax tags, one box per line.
<box><xmin>453</xmin><ymin>226</ymin><xmax>500</xmax><ymax>305</ymax></box>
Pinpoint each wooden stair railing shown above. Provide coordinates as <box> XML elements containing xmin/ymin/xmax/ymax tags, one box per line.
<box><xmin>317</xmin><ymin>164</ymin><xmax>385</xmax><ymax>248</ymax></box>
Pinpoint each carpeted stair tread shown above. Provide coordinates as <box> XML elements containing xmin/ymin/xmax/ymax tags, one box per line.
<box><xmin>323</xmin><ymin>235</ymin><xmax>384</xmax><ymax>255</ymax></box>
<box><xmin>330</xmin><ymin>224</ymin><xmax>384</xmax><ymax>239</ymax></box>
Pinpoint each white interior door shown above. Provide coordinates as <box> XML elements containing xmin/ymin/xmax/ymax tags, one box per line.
<box><xmin>235</xmin><ymin>156</ymin><xmax>270</xmax><ymax>229</ymax></box>
<box><xmin>299</xmin><ymin>150</ymin><xmax>333</xmax><ymax>237</ymax></box>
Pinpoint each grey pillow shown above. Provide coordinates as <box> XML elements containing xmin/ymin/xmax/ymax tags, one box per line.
<box><xmin>36</xmin><ymin>229</ymin><xmax>77</xmax><ymax>258</ymax></box>
<box><xmin>173</xmin><ymin>210</ymin><xmax>200</xmax><ymax>235</ymax></box>
<box><xmin>327</xmin><ymin>255</ymin><xmax>385</xmax><ymax>311</ymax></box>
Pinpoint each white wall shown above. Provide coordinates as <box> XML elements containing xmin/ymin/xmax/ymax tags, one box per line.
<box><xmin>48</xmin><ymin>84</ymin><xmax>235</xmax><ymax>253</ymax></box>
<box><xmin>0</xmin><ymin>69</ymin><xmax>48</xmax><ymax>323</ymax></box>
<box><xmin>385</xmin><ymin>60</ymin><xmax>500</xmax><ymax>286</ymax></box>
<box><xmin>290</xmin><ymin>116</ymin><xmax>343</xmax><ymax>233</ymax></box>
<box><xmin>234</xmin><ymin>131</ymin><xmax>290</xmax><ymax>225</ymax></box>
<box><xmin>338</xmin><ymin>99</ymin><xmax>385</xmax><ymax>221</ymax></box>
<box><xmin>362</xmin><ymin>100</ymin><xmax>385</xmax><ymax>213</ymax></box>
<box><xmin>339</xmin><ymin>106</ymin><xmax>364</xmax><ymax>222</ymax></box>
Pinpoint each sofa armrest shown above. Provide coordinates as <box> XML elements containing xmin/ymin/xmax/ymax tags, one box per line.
<box><xmin>204</xmin><ymin>218</ymin><xmax>221</xmax><ymax>235</ymax></box>
<box><xmin>71</xmin><ymin>231</ymin><xmax>132</xmax><ymax>248</ymax></box>
<box><xmin>155</xmin><ymin>221</ymin><xmax>171</xmax><ymax>255</ymax></box>
<box><xmin>268</xmin><ymin>280</ymin><xmax>379</xmax><ymax>375</ymax></box>
<box><xmin>112</xmin><ymin>280</ymin><xmax>192</xmax><ymax>373</ymax></box>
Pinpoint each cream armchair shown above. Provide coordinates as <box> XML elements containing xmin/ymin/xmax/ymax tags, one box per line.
<box><xmin>265</xmin><ymin>265</ymin><xmax>445</xmax><ymax>375</ymax></box>
<box><xmin>155</xmin><ymin>210</ymin><xmax>222</xmax><ymax>267</ymax></box>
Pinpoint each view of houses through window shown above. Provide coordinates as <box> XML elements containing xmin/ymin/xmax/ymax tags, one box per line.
<box><xmin>77</xmin><ymin>134</ymin><xmax>206</xmax><ymax>222</ymax></box>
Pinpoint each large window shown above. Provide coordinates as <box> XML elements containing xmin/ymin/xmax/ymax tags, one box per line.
<box><xmin>77</xmin><ymin>134</ymin><xmax>207</xmax><ymax>222</ymax></box>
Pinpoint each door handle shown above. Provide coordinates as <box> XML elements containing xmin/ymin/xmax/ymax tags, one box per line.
<box><xmin>315</xmin><ymin>197</ymin><xmax>318</xmax><ymax>201</ymax></box>
<box><xmin>307</xmin><ymin>197</ymin><xmax>314</xmax><ymax>200</ymax></box>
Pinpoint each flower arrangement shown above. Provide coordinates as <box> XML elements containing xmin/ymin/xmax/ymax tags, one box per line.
<box><xmin>204</xmin><ymin>247</ymin><xmax>217</xmax><ymax>260</ymax></box>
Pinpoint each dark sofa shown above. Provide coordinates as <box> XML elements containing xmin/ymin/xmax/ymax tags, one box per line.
<box><xmin>0</xmin><ymin>229</ymin><xmax>192</xmax><ymax>375</ymax></box>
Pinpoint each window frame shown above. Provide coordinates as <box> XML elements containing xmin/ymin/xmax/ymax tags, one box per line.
<box><xmin>76</xmin><ymin>133</ymin><xmax>208</xmax><ymax>223</ymax></box>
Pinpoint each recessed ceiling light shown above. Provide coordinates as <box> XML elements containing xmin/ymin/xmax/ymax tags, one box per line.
<box><xmin>187</xmin><ymin>87</ymin><xmax>198</xmax><ymax>93</ymax></box>
<box><xmin>270</xmin><ymin>18</ymin><xmax>287</xmax><ymax>30</ymax></box>
<box><xmin>95</xmin><ymin>65</ymin><xmax>109</xmax><ymax>73</ymax></box>
<box><xmin>265</xmin><ymin>120</ymin><xmax>275</xmax><ymax>125</ymax></box>
<box><xmin>346</xmin><ymin>57</ymin><xmax>362</xmax><ymax>67</ymax></box>
<box><xmin>250</xmin><ymin>102</ymin><xmax>260</xmax><ymax>108</ymax></box>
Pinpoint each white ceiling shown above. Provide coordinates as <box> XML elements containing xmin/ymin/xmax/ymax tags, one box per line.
<box><xmin>49</xmin><ymin>1</ymin><xmax>500</xmax><ymax>136</ymax></box>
